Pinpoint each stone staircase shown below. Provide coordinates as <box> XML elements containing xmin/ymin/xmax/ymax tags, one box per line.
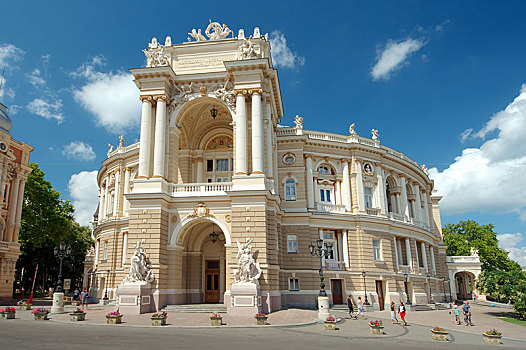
<box><xmin>161</xmin><ymin>303</ymin><xmax>227</xmax><ymax>314</ymax></box>
<box><xmin>409</xmin><ymin>304</ymin><xmax>434</xmax><ymax>311</ymax></box>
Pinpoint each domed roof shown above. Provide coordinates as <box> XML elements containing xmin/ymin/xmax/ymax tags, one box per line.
<box><xmin>0</xmin><ymin>103</ymin><xmax>13</xmax><ymax>133</ymax></box>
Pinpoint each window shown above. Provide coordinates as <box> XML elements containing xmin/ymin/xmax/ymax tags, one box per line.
<box><xmin>373</xmin><ymin>239</ymin><xmax>381</xmax><ymax>260</ymax></box>
<box><xmin>103</xmin><ymin>241</ymin><xmax>108</xmax><ymax>260</ymax></box>
<box><xmin>320</xmin><ymin>189</ymin><xmax>331</xmax><ymax>203</ymax></box>
<box><xmin>287</xmin><ymin>235</ymin><xmax>298</xmax><ymax>253</ymax></box>
<box><xmin>318</xmin><ymin>165</ymin><xmax>331</xmax><ymax>175</ymax></box>
<box><xmin>108</xmin><ymin>192</ymin><xmax>114</xmax><ymax>215</ymax></box>
<box><xmin>323</xmin><ymin>231</ymin><xmax>336</xmax><ymax>260</ymax></box>
<box><xmin>285</xmin><ymin>179</ymin><xmax>296</xmax><ymax>200</ymax></box>
<box><xmin>216</xmin><ymin>159</ymin><xmax>228</xmax><ymax>171</ymax></box>
<box><xmin>206</xmin><ymin>159</ymin><xmax>213</xmax><ymax>172</ymax></box>
<box><xmin>289</xmin><ymin>278</ymin><xmax>299</xmax><ymax>291</ymax></box>
<box><xmin>364</xmin><ymin>187</ymin><xmax>373</xmax><ymax>208</ymax></box>
<box><xmin>216</xmin><ymin>177</ymin><xmax>228</xmax><ymax>182</ymax></box>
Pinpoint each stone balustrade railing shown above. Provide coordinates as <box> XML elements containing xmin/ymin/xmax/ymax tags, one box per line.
<box><xmin>325</xmin><ymin>260</ymin><xmax>346</xmax><ymax>271</ymax></box>
<box><xmin>172</xmin><ymin>182</ymin><xmax>232</xmax><ymax>196</ymax></box>
<box><xmin>317</xmin><ymin>203</ymin><xmax>347</xmax><ymax>213</ymax></box>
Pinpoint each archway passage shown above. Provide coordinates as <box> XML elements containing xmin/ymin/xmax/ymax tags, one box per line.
<box><xmin>455</xmin><ymin>271</ymin><xmax>476</xmax><ymax>300</ymax></box>
<box><xmin>180</xmin><ymin>219</ymin><xmax>227</xmax><ymax>304</ymax></box>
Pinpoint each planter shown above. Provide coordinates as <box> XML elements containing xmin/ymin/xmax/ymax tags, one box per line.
<box><xmin>431</xmin><ymin>330</ymin><xmax>448</xmax><ymax>341</ymax></box>
<box><xmin>33</xmin><ymin>312</ymin><xmax>48</xmax><ymax>321</ymax></box>
<box><xmin>71</xmin><ymin>300</ymin><xmax>81</xmax><ymax>306</ymax></box>
<box><xmin>19</xmin><ymin>304</ymin><xmax>32</xmax><ymax>311</ymax></box>
<box><xmin>70</xmin><ymin>313</ymin><xmax>86</xmax><ymax>322</ymax></box>
<box><xmin>324</xmin><ymin>321</ymin><xmax>337</xmax><ymax>330</ymax></box>
<box><xmin>151</xmin><ymin>317</ymin><xmax>167</xmax><ymax>326</ymax></box>
<box><xmin>483</xmin><ymin>333</ymin><xmax>502</xmax><ymax>345</ymax></box>
<box><xmin>255</xmin><ymin>316</ymin><xmax>268</xmax><ymax>325</ymax></box>
<box><xmin>106</xmin><ymin>315</ymin><xmax>122</xmax><ymax>324</ymax></box>
<box><xmin>210</xmin><ymin>317</ymin><xmax>222</xmax><ymax>326</ymax></box>
<box><xmin>1</xmin><ymin>312</ymin><xmax>16</xmax><ymax>319</ymax></box>
<box><xmin>369</xmin><ymin>325</ymin><xmax>384</xmax><ymax>335</ymax></box>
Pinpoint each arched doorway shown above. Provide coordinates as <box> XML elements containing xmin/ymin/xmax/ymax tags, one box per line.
<box><xmin>455</xmin><ymin>271</ymin><xmax>475</xmax><ymax>300</ymax></box>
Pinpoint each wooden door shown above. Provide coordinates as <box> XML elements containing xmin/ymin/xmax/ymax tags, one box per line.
<box><xmin>331</xmin><ymin>279</ymin><xmax>343</xmax><ymax>304</ymax></box>
<box><xmin>205</xmin><ymin>260</ymin><xmax>220</xmax><ymax>303</ymax></box>
<box><xmin>376</xmin><ymin>280</ymin><xmax>385</xmax><ymax>311</ymax></box>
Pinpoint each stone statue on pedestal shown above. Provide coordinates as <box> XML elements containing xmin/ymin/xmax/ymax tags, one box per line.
<box><xmin>233</xmin><ymin>239</ymin><xmax>262</xmax><ymax>285</ymax></box>
<box><xmin>122</xmin><ymin>241</ymin><xmax>155</xmax><ymax>284</ymax></box>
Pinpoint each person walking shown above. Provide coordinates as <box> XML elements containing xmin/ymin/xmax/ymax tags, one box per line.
<box><xmin>80</xmin><ymin>288</ymin><xmax>88</xmax><ymax>309</ymax></box>
<box><xmin>390</xmin><ymin>301</ymin><xmax>399</xmax><ymax>324</ymax></box>
<box><xmin>73</xmin><ymin>288</ymin><xmax>80</xmax><ymax>301</ymax></box>
<box><xmin>451</xmin><ymin>301</ymin><xmax>459</xmax><ymax>324</ymax></box>
<box><xmin>347</xmin><ymin>295</ymin><xmax>356</xmax><ymax>319</ymax></box>
<box><xmin>357</xmin><ymin>296</ymin><xmax>365</xmax><ymax>320</ymax></box>
<box><xmin>399</xmin><ymin>301</ymin><xmax>407</xmax><ymax>326</ymax></box>
<box><xmin>463</xmin><ymin>300</ymin><xmax>472</xmax><ymax>326</ymax></box>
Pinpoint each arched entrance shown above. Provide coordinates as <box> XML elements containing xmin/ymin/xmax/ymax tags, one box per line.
<box><xmin>455</xmin><ymin>271</ymin><xmax>476</xmax><ymax>300</ymax></box>
<box><xmin>177</xmin><ymin>219</ymin><xmax>227</xmax><ymax>304</ymax></box>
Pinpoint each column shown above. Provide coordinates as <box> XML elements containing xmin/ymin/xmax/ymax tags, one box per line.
<box><xmin>413</xmin><ymin>184</ymin><xmax>423</xmax><ymax>223</ymax></box>
<box><xmin>395</xmin><ymin>193</ymin><xmax>401</xmax><ymax>215</ymax></box>
<box><xmin>430</xmin><ymin>246</ymin><xmax>436</xmax><ymax>272</ymax></box>
<box><xmin>235</xmin><ymin>91</ymin><xmax>247</xmax><ymax>174</ymax></box>
<box><xmin>343</xmin><ymin>230</ymin><xmax>350</xmax><ymax>268</ymax></box>
<box><xmin>421</xmin><ymin>242</ymin><xmax>428</xmax><ymax>272</ymax></box>
<box><xmin>113</xmin><ymin>169</ymin><xmax>120</xmax><ymax>216</ymax></box>
<box><xmin>13</xmin><ymin>178</ymin><xmax>26</xmax><ymax>242</ymax></box>
<box><xmin>413</xmin><ymin>239</ymin><xmax>420</xmax><ymax>269</ymax></box>
<box><xmin>122</xmin><ymin>232</ymin><xmax>128</xmax><ymax>266</ymax></box>
<box><xmin>153</xmin><ymin>95</ymin><xmax>167</xmax><ymax>178</ymax></box>
<box><xmin>251</xmin><ymin>89</ymin><xmax>264</xmax><ymax>174</ymax></box>
<box><xmin>376</xmin><ymin>167</ymin><xmax>387</xmax><ymax>215</ymax></box>
<box><xmin>421</xmin><ymin>191</ymin><xmax>430</xmax><ymax>226</ymax></box>
<box><xmin>265</xmin><ymin>97</ymin><xmax>273</xmax><ymax>181</ymax></box>
<box><xmin>355</xmin><ymin>159</ymin><xmax>365</xmax><ymax>212</ymax></box>
<box><xmin>196</xmin><ymin>157</ymin><xmax>204</xmax><ymax>183</ymax></box>
<box><xmin>98</xmin><ymin>185</ymin><xmax>105</xmax><ymax>220</ymax></box>
<box><xmin>306</xmin><ymin>155</ymin><xmax>315</xmax><ymax>209</ymax></box>
<box><xmin>123</xmin><ymin>167</ymin><xmax>130</xmax><ymax>216</ymax></box>
<box><xmin>341</xmin><ymin>159</ymin><xmax>352</xmax><ymax>211</ymax></box>
<box><xmin>272</xmin><ymin>126</ymin><xmax>279</xmax><ymax>194</ymax></box>
<box><xmin>400</xmin><ymin>177</ymin><xmax>409</xmax><ymax>220</ymax></box>
<box><xmin>138</xmin><ymin>96</ymin><xmax>153</xmax><ymax>178</ymax></box>
<box><xmin>335</xmin><ymin>180</ymin><xmax>342</xmax><ymax>205</ymax></box>
<box><xmin>6</xmin><ymin>177</ymin><xmax>20</xmax><ymax>241</ymax></box>
<box><xmin>393</xmin><ymin>237</ymin><xmax>400</xmax><ymax>271</ymax></box>
<box><xmin>94</xmin><ymin>240</ymin><xmax>100</xmax><ymax>267</ymax></box>
<box><xmin>405</xmin><ymin>238</ymin><xmax>412</xmax><ymax>270</ymax></box>
<box><xmin>103</xmin><ymin>176</ymin><xmax>109</xmax><ymax>218</ymax></box>
<box><xmin>397</xmin><ymin>240</ymin><xmax>404</xmax><ymax>265</ymax></box>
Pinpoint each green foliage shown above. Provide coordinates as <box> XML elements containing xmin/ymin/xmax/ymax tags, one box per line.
<box><xmin>443</xmin><ymin>220</ymin><xmax>521</xmax><ymax>271</ymax></box>
<box><xmin>477</xmin><ymin>270</ymin><xmax>526</xmax><ymax>319</ymax></box>
<box><xmin>17</xmin><ymin>163</ymin><xmax>93</xmax><ymax>293</ymax></box>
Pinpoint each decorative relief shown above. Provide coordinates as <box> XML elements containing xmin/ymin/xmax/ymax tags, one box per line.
<box><xmin>234</xmin><ymin>239</ymin><xmax>262</xmax><ymax>285</ymax></box>
<box><xmin>282</xmin><ymin>153</ymin><xmax>296</xmax><ymax>165</ymax></box>
<box><xmin>225</xmin><ymin>214</ymin><xmax>231</xmax><ymax>223</ymax></box>
<box><xmin>188</xmin><ymin>202</ymin><xmax>210</xmax><ymax>218</ymax></box>
<box><xmin>143</xmin><ymin>37</ymin><xmax>169</xmax><ymax>68</ymax></box>
<box><xmin>169</xmin><ymin>79</ymin><xmax>236</xmax><ymax>111</ymax></box>
<box><xmin>206</xmin><ymin>136</ymin><xmax>233</xmax><ymax>150</ymax></box>
<box><xmin>187</xmin><ymin>19</ymin><xmax>232</xmax><ymax>42</ymax></box>
<box><xmin>363</xmin><ymin>163</ymin><xmax>374</xmax><ymax>176</ymax></box>
<box><xmin>238</xmin><ymin>39</ymin><xmax>260</xmax><ymax>59</ymax></box>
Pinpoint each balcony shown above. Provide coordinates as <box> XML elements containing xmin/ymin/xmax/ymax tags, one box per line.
<box><xmin>325</xmin><ymin>261</ymin><xmax>346</xmax><ymax>271</ymax></box>
<box><xmin>365</xmin><ymin>207</ymin><xmax>381</xmax><ymax>216</ymax></box>
<box><xmin>317</xmin><ymin>203</ymin><xmax>347</xmax><ymax>213</ymax></box>
<box><xmin>172</xmin><ymin>182</ymin><xmax>232</xmax><ymax>197</ymax></box>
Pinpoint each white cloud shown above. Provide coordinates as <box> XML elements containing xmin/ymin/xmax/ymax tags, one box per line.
<box><xmin>68</xmin><ymin>170</ymin><xmax>99</xmax><ymax>226</ymax></box>
<box><xmin>71</xmin><ymin>55</ymin><xmax>141</xmax><ymax>133</ymax></box>
<box><xmin>460</xmin><ymin>128</ymin><xmax>473</xmax><ymax>143</ymax></box>
<box><xmin>62</xmin><ymin>141</ymin><xmax>96</xmax><ymax>161</ymax></box>
<box><xmin>371</xmin><ymin>38</ymin><xmax>424</xmax><ymax>81</ymax></box>
<box><xmin>497</xmin><ymin>233</ymin><xmax>526</xmax><ymax>267</ymax></box>
<box><xmin>26</xmin><ymin>98</ymin><xmax>64</xmax><ymax>123</ymax></box>
<box><xmin>269</xmin><ymin>31</ymin><xmax>305</xmax><ymax>69</ymax></box>
<box><xmin>0</xmin><ymin>44</ymin><xmax>24</xmax><ymax>68</ymax></box>
<box><xmin>429</xmin><ymin>85</ymin><xmax>526</xmax><ymax>219</ymax></box>
<box><xmin>27</xmin><ymin>68</ymin><xmax>46</xmax><ymax>87</ymax></box>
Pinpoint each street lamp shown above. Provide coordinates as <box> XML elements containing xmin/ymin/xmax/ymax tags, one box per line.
<box><xmin>309</xmin><ymin>239</ymin><xmax>331</xmax><ymax>296</ymax></box>
<box><xmin>441</xmin><ymin>277</ymin><xmax>447</xmax><ymax>302</ymax></box>
<box><xmin>426</xmin><ymin>274</ymin><xmax>434</xmax><ymax>304</ymax></box>
<box><xmin>446</xmin><ymin>278</ymin><xmax>452</xmax><ymax>302</ymax></box>
<box><xmin>404</xmin><ymin>273</ymin><xmax>412</xmax><ymax>305</ymax></box>
<box><xmin>102</xmin><ymin>270</ymin><xmax>110</xmax><ymax>300</ymax></box>
<box><xmin>54</xmin><ymin>242</ymin><xmax>71</xmax><ymax>293</ymax></box>
<box><xmin>361</xmin><ymin>271</ymin><xmax>370</xmax><ymax>305</ymax></box>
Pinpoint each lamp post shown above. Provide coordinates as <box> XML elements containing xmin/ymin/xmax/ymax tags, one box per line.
<box><xmin>404</xmin><ymin>273</ymin><xmax>412</xmax><ymax>305</ymax></box>
<box><xmin>446</xmin><ymin>278</ymin><xmax>452</xmax><ymax>302</ymax></box>
<box><xmin>426</xmin><ymin>274</ymin><xmax>434</xmax><ymax>304</ymax></box>
<box><xmin>51</xmin><ymin>242</ymin><xmax>71</xmax><ymax>313</ymax></box>
<box><xmin>361</xmin><ymin>271</ymin><xmax>370</xmax><ymax>305</ymax></box>
<box><xmin>102</xmin><ymin>270</ymin><xmax>110</xmax><ymax>300</ymax></box>
<box><xmin>309</xmin><ymin>238</ymin><xmax>332</xmax><ymax>320</ymax></box>
<box><xmin>441</xmin><ymin>277</ymin><xmax>447</xmax><ymax>302</ymax></box>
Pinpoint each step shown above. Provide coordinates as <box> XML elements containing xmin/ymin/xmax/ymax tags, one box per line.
<box><xmin>161</xmin><ymin>304</ymin><xmax>227</xmax><ymax>313</ymax></box>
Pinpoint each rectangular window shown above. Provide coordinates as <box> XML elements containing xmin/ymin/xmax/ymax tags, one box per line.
<box><xmin>289</xmin><ymin>278</ymin><xmax>299</xmax><ymax>291</ymax></box>
<box><xmin>216</xmin><ymin>159</ymin><xmax>228</xmax><ymax>171</ymax></box>
<box><xmin>373</xmin><ymin>239</ymin><xmax>381</xmax><ymax>261</ymax></box>
<box><xmin>103</xmin><ymin>241</ymin><xmax>108</xmax><ymax>260</ymax></box>
<box><xmin>207</xmin><ymin>159</ymin><xmax>213</xmax><ymax>172</ymax></box>
<box><xmin>287</xmin><ymin>234</ymin><xmax>298</xmax><ymax>253</ymax></box>
<box><xmin>320</xmin><ymin>189</ymin><xmax>325</xmax><ymax>202</ymax></box>
<box><xmin>364</xmin><ymin>187</ymin><xmax>373</xmax><ymax>208</ymax></box>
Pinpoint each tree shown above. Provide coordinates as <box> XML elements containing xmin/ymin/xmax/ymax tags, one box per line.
<box><xmin>16</xmin><ymin>163</ymin><xmax>93</xmax><ymax>295</ymax></box>
<box><xmin>443</xmin><ymin>220</ymin><xmax>521</xmax><ymax>272</ymax></box>
<box><xmin>478</xmin><ymin>269</ymin><xmax>526</xmax><ymax>319</ymax></box>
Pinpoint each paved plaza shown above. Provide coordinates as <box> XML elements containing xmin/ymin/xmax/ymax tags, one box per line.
<box><xmin>1</xmin><ymin>302</ymin><xmax>525</xmax><ymax>349</ymax></box>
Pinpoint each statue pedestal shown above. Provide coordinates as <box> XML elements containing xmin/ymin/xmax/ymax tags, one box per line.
<box><xmin>317</xmin><ymin>296</ymin><xmax>330</xmax><ymax>320</ymax></box>
<box><xmin>50</xmin><ymin>292</ymin><xmax>65</xmax><ymax>314</ymax></box>
<box><xmin>226</xmin><ymin>282</ymin><xmax>262</xmax><ymax>317</ymax></box>
<box><xmin>116</xmin><ymin>282</ymin><xmax>154</xmax><ymax>314</ymax></box>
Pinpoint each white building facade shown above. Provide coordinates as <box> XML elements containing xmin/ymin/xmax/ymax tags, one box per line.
<box><xmin>90</xmin><ymin>22</ymin><xmax>449</xmax><ymax>311</ymax></box>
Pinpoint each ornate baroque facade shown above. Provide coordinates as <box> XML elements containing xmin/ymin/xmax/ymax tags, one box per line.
<box><xmin>0</xmin><ymin>103</ymin><xmax>33</xmax><ymax>300</ymax></box>
<box><xmin>91</xmin><ymin>21</ymin><xmax>450</xmax><ymax>311</ymax></box>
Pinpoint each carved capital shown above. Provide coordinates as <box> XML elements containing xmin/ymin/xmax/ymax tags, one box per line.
<box><xmin>248</xmin><ymin>88</ymin><xmax>263</xmax><ymax>96</ymax></box>
<box><xmin>234</xmin><ymin>89</ymin><xmax>248</xmax><ymax>97</ymax></box>
<box><xmin>139</xmin><ymin>95</ymin><xmax>154</xmax><ymax>103</ymax></box>
<box><xmin>305</xmin><ymin>154</ymin><xmax>314</xmax><ymax>159</ymax></box>
<box><xmin>341</xmin><ymin>158</ymin><xmax>350</xmax><ymax>163</ymax></box>
<box><xmin>153</xmin><ymin>94</ymin><xmax>169</xmax><ymax>103</ymax></box>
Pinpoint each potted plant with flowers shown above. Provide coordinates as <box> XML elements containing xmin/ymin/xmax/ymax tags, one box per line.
<box><xmin>17</xmin><ymin>300</ymin><xmax>32</xmax><ymax>310</ymax></box>
<box><xmin>151</xmin><ymin>312</ymin><xmax>168</xmax><ymax>326</ymax></box>
<box><xmin>255</xmin><ymin>312</ymin><xmax>268</xmax><ymax>325</ymax></box>
<box><xmin>31</xmin><ymin>307</ymin><xmax>50</xmax><ymax>321</ymax></box>
<box><xmin>210</xmin><ymin>312</ymin><xmax>222</xmax><ymax>326</ymax></box>
<box><xmin>483</xmin><ymin>329</ymin><xmax>502</xmax><ymax>344</ymax></box>
<box><xmin>70</xmin><ymin>308</ymin><xmax>86</xmax><ymax>322</ymax></box>
<box><xmin>369</xmin><ymin>320</ymin><xmax>384</xmax><ymax>335</ymax></box>
<box><xmin>105</xmin><ymin>310</ymin><xmax>122</xmax><ymax>324</ymax></box>
<box><xmin>431</xmin><ymin>326</ymin><xmax>448</xmax><ymax>341</ymax></box>
<box><xmin>71</xmin><ymin>299</ymin><xmax>81</xmax><ymax>307</ymax></box>
<box><xmin>0</xmin><ymin>307</ymin><xmax>16</xmax><ymax>319</ymax></box>
<box><xmin>324</xmin><ymin>315</ymin><xmax>337</xmax><ymax>330</ymax></box>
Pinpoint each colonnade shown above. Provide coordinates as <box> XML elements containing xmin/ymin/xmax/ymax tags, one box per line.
<box><xmin>392</xmin><ymin>236</ymin><xmax>436</xmax><ymax>273</ymax></box>
<box><xmin>2</xmin><ymin>174</ymin><xmax>27</xmax><ymax>243</ymax></box>
<box><xmin>98</xmin><ymin>167</ymin><xmax>133</xmax><ymax>220</ymax></box>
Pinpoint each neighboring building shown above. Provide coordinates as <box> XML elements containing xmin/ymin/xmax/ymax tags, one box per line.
<box><xmin>90</xmin><ymin>22</ymin><xmax>449</xmax><ymax>311</ymax></box>
<box><xmin>0</xmin><ymin>102</ymin><xmax>33</xmax><ymax>300</ymax></box>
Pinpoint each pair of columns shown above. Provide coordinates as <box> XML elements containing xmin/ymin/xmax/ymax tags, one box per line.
<box><xmin>393</xmin><ymin>237</ymin><xmax>436</xmax><ymax>273</ymax></box>
<box><xmin>138</xmin><ymin>95</ymin><xmax>169</xmax><ymax>179</ymax></box>
<box><xmin>98</xmin><ymin>167</ymin><xmax>132</xmax><ymax>220</ymax></box>
<box><xmin>305</xmin><ymin>156</ymin><xmax>352</xmax><ymax>210</ymax></box>
<box><xmin>3</xmin><ymin>175</ymin><xmax>27</xmax><ymax>242</ymax></box>
<box><xmin>234</xmin><ymin>89</ymin><xmax>264</xmax><ymax>175</ymax></box>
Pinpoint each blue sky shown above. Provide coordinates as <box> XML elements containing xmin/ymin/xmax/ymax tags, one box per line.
<box><xmin>1</xmin><ymin>1</ymin><xmax>526</xmax><ymax>265</ymax></box>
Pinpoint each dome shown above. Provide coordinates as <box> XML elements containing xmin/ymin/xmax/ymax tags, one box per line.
<box><xmin>0</xmin><ymin>103</ymin><xmax>13</xmax><ymax>133</ymax></box>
